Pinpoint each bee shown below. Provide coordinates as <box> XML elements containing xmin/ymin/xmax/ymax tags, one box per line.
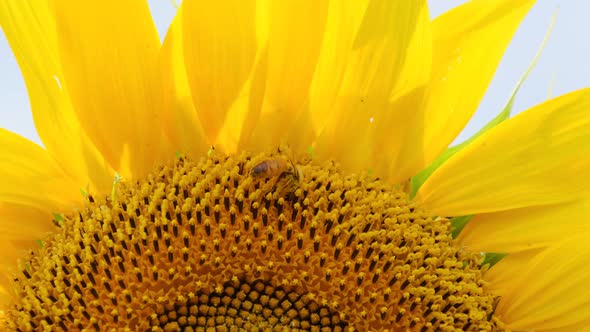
<box><xmin>251</xmin><ymin>157</ymin><xmax>303</xmax><ymax>197</ymax></box>
<box><xmin>251</xmin><ymin>157</ymin><xmax>291</xmax><ymax>178</ymax></box>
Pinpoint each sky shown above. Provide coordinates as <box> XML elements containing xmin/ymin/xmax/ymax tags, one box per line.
<box><xmin>1</xmin><ymin>0</ymin><xmax>589</xmax><ymax>146</ymax></box>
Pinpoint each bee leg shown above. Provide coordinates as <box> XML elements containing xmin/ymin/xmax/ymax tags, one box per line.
<box><xmin>273</xmin><ymin>172</ymin><xmax>298</xmax><ymax>198</ymax></box>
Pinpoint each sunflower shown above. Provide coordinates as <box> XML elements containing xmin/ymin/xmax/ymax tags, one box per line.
<box><xmin>1</xmin><ymin>0</ymin><xmax>590</xmax><ymax>331</ymax></box>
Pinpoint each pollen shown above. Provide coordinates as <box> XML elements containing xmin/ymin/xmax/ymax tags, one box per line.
<box><xmin>5</xmin><ymin>150</ymin><xmax>504</xmax><ymax>331</ymax></box>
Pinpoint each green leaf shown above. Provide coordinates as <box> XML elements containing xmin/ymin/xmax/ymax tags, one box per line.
<box><xmin>482</xmin><ymin>252</ymin><xmax>508</xmax><ymax>268</ymax></box>
<box><xmin>410</xmin><ymin>14</ymin><xmax>555</xmax><ymax>199</ymax></box>
<box><xmin>450</xmin><ymin>215</ymin><xmax>473</xmax><ymax>239</ymax></box>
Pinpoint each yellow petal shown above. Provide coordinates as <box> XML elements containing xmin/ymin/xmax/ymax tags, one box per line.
<box><xmin>417</xmin><ymin>0</ymin><xmax>536</xmax><ymax>165</ymax></box>
<box><xmin>312</xmin><ymin>1</ymin><xmax>432</xmax><ymax>179</ymax></box>
<box><xmin>52</xmin><ymin>0</ymin><xmax>169</xmax><ymax>179</ymax></box>
<box><xmin>536</xmin><ymin>321</ymin><xmax>590</xmax><ymax>332</ymax></box>
<box><xmin>0</xmin><ymin>129</ymin><xmax>80</xmax><ymax>211</ymax></box>
<box><xmin>287</xmin><ymin>1</ymin><xmax>368</xmax><ymax>151</ymax></box>
<box><xmin>240</xmin><ymin>0</ymin><xmax>330</xmax><ymax>150</ymax></box>
<box><xmin>0</xmin><ymin>0</ymin><xmax>113</xmax><ymax>193</ymax></box>
<box><xmin>410</xmin><ymin>11</ymin><xmax>553</xmax><ymax>198</ymax></box>
<box><xmin>415</xmin><ymin>87</ymin><xmax>590</xmax><ymax>216</ymax></box>
<box><xmin>457</xmin><ymin>199</ymin><xmax>590</xmax><ymax>253</ymax></box>
<box><xmin>182</xmin><ymin>0</ymin><xmax>258</xmax><ymax>145</ymax></box>
<box><xmin>343</xmin><ymin>0</ymin><xmax>431</xmax><ymax>101</ymax></box>
<box><xmin>0</xmin><ymin>275</ymin><xmax>10</xmax><ymax>307</ymax></box>
<box><xmin>159</xmin><ymin>5</ymin><xmax>209</xmax><ymax>158</ymax></box>
<box><xmin>483</xmin><ymin>248</ymin><xmax>543</xmax><ymax>297</ymax></box>
<box><xmin>0</xmin><ymin>202</ymin><xmax>54</xmax><ymax>306</ymax></box>
<box><xmin>493</xmin><ymin>237</ymin><xmax>590</xmax><ymax>330</ymax></box>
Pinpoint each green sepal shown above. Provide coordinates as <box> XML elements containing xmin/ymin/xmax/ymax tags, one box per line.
<box><xmin>481</xmin><ymin>252</ymin><xmax>508</xmax><ymax>269</ymax></box>
<box><xmin>409</xmin><ymin>16</ymin><xmax>554</xmax><ymax>199</ymax></box>
<box><xmin>307</xmin><ymin>146</ymin><xmax>315</xmax><ymax>160</ymax></box>
<box><xmin>35</xmin><ymin>239</ymin><xmax>45</xmax><ymax>248</ymax></box>
<box><xmin>110</xmin><ymin>172</ymin><xmax>122</xmax><ymax>201</ymax></box>
<box><xmin>450</xmin><ymin>215</ymin><xmax>473</xmax><ymax>239</ymax></box>
<box><xmin>207</xmin><ymin>146</ymin><xmax>216</xmax><ymax>157</ymax></box>
<box><xmin>52</xmin><ymin>212</ymin><xmax>64</xmax><ymax>226</ymax></box>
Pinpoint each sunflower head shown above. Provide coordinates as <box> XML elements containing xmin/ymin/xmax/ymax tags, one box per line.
<box><xmin>1</xmin><ymin>0</ymin><xmax>590</xmax><ymax>331</ymax></box>
<box><xmin>6</xmin><ymin>150</ymin><xmax>503</xmax><ymax>330</ymax></box>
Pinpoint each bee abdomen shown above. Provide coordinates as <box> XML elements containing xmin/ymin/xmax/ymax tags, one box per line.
<box><xmin>251</xmin><ymin>161</ymin><xmax>272</xmax><ymax>177</ymax></box>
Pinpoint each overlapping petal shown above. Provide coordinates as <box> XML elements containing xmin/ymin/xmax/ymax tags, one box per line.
<box><xmin>240</xmin><ymin>0</ymin><xmax>330</xmax><ymax>150</ymax></box>
<box><xmin>52</xmin><ymin>0</ymin><xmax>170</xmax><ymax>179</ymax></box>
<box><xmin>484</xmin><ymin>248</ymin><xmax>543</xmax><ymax>297</ymax></box>
<box><xmin>457</xmin><ymin>199</ymin><xmax>590</xmax><ymax>253</ymax></box>
<box><xmin>182</xmin><ymin>0</ymin><xmax>259</xmax><ymax>150</ymax></box>
<box><xmin>159</xmin><ymin>5</ymin><xmax>209</xmax><ymax>159</ymax></box>
<box><xmin>181</xmin><ymin>0</ymin><xmax>433</xmax><ymax>170</ymax></box>
<box><xmin>288</xmin><ymin>1</ymin><xmax>369</xmax><ymax>151</ymax></box>
<box><xmin>0</xmin><ymin>203</ymin><xmax>53</xmax><ymax>307</ymax></box>
<box><xmin>0</xmin><ymin>0</ymin><xmax>112</xmax><ymax>193</ymax></box>
<box><xmin>312</xmin><ymin>0</ymin><xmax>431</xmax><ymax>179</ymax></box>
<box><xmin>492</xmin><ymin>237</ymin><xmax>590</xmax><ymax>330</ymax></box>
<box><xmin>416</xmin><ymin>88</ymin><xmax>590</xmax><ymax>216</ymax></box>
<box><xmin>417</xmin><ymin>0</ymin><xmax>536</xmax><ymax>168</ymax></box>
<box><xmin>313</xmin><ymin>0</ymin><xmax>534</xmax><ymax>184</ymax></box>
<box><xmin>0</xmin><ymin>129</ymin><xmax>79</xmax><ymax>211</ymax></box>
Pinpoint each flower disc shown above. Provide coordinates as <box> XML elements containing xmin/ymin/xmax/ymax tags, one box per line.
<box><xmin>6</xmin><ymin>151</ymin><xmax>501</xmax><ymax>331</ymax></box>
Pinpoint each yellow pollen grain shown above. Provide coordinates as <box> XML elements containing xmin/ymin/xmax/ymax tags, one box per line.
<box><xmin>4</xmin><ymin>150</ymin><xmax>503</xmax><ymax>331</ymax></box>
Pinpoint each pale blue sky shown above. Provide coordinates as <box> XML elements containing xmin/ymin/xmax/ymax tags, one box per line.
<box><xmin>1</xmin><ymin>0</ymin><xmax>589</xmax><ymax>145</ymax></box>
